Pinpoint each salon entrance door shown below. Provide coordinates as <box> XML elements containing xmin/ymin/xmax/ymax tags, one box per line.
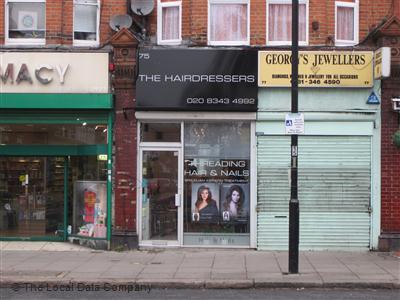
<box><xmin>139</xmin><ymin>148</ymin><xmax>182</xmax><ymax>246</ymax></box>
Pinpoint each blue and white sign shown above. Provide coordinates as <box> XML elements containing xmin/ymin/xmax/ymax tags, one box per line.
<box><xmin>285</xmin><ymin>113</ymin><xmax>305</xmax><ymax>134</ymax></box>
<box><xmin>367</xmin><ymin>91</ymin><xmax>380</xmax><ymax>104</ymax></box>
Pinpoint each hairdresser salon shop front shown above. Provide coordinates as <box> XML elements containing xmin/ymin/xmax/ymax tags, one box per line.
<box><xmin>136</xmin><ymin>49</ymin><xmax>257</xmax><ymax>248</ymax></box>
<box><xmin>0</xmin><ymin>52</ymin><xmax>112</xmax><ymax>248</ymax></box>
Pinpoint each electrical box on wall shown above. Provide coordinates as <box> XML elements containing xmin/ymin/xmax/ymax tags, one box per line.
<box><xmin>392</xmin><ymin>97</ymin><xmax>400</xmax><ymax>112</ymax></box>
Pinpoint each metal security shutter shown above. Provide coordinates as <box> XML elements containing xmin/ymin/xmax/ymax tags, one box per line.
<box><xmin>257</xmin><ymin>137</ymin><xmax>291</xmax><ymax>249</ymax></box>
<box><xmin>257</xmin><ymin>136</ymin><xmax>371</xmax><ymax>250</ymax></box>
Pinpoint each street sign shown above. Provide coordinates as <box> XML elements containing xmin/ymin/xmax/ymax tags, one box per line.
<box><xmin>285</xmin><ymin>113</ymin><xmax>304</xmax><ymax>134</ymax></box>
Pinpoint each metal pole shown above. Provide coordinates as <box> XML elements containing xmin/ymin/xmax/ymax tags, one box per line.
<box><xmin>289</xmin><ymin>0</ymin><xmax>299</xmax><ymax>274</ymax></box>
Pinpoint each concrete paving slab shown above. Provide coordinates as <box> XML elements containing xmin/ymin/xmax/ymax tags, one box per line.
<box><xmin>179</xmin><ymin>258</ymin><xmax>214</xmax><ymax>268</ymax></box>
<box><xmin>177</xmin><ymin>265</ymin><xmax>211</xmax><ymax>271</ymax></box>
<box><xmin>211</xmin><ymin>273</ymin><xmax>247</xmax><ymax>280</ymax></box>
<box><xmin>135</xmin><ymin>278</ymin><xmax>205</xmax><ymax>289</ymax></box>
<box><xmin>41</xmin><ymin>262</ymin><xmax>85</xmax><ymax>272</ymax></box>
<box><xmin>213</xmin><ymin>254</ymin><xmax>245</xmax><ymax>267</ymax></box>
<box><xmin>173</xmin><ymin>272</ymin><xmax>210</xmax><ymax>279</ymax></box>
<box><xmin>71</xmin><ymin>263</ymin><xmax>113</xmax><ymax>273</ymax></box>
<box><xmin>135</xmin><ymin>272</ymin><xmax>176</xmax><ymax>279</ymax></box>
<box><xmin>1</xmin><ymin>245</ymin><xmax>399</xmax><ymax>289</ymax></box>
<box><xmin>41</xmin><ymin>242</ymin><xmax>91</xmax><ymax>252</ymax></box>
<box><xmin>205</xmin><ymin>279</ymin><xmax>253</xmax><ymax>289</ymax></box>
<box><xmin>139</xmin><ymin>266</ymin><xmax>179</xmax><ymax>274</ymax></box>
<box><xmin>2</xmin><ymin>242</ymin><xmax>45</xmax><ymax>251</ymax></box>
<box><xmin>8</xmin><ymin>262</ymin><xmax>55</xmax><ymax>271</ymax></box>
<box><xmin>357</xmin><ymin>274</ymin><xmax>398</xmax><ymax>281</ymax></box>
<box><xmin>183</xmin><ymin>252</ymin><xmax>217</xmax><ymax>259</ymax></box>
<box><xmin>2</xmin><ymin>270</ymin><xmax>61</xmax><ymax>277</ymax></box>
<box><xmin>372</xmin><ymin>259</ymin><xmax>400</xmax><ymax>278</ymax></box>
<box><xmin>106</xmin><ymin>262</ymin><xmax>145</xmax><ymax>272</ymax></box>
<box><xmin>245</xmin><ymin>252</ymin><xmax>279</xmax><ymax>270</ymax></box>
<box><xmin>211</xmin><ymin>267</ymin><xmax>246</xmax><ymax>274</ymax></box>
<box><xmin>98</xmin><ymin>270</ymin><xmax>141</xmax><ymax>279</ymax></box>
<box><xmin>63</xmin><ymin>272</ymin><xmax>104</xmax><ymax>280</ymax></box>
<box><xmin>319</xmin><ymin>273</ymin><xmax>360</xmax><ymax>282</ymax></box>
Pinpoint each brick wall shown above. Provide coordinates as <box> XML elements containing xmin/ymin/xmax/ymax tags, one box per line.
<box><xmin>113</xmin><ymin>88</ymin><xmax>137</xmax><ymax>232</ymax></box>
<box><xmin>0</xmin><ymin>0</ymin><xmax>126</xmax><ymax>46</ymax></box>
<box><xmin>146</xmin><ymin>0</ymin><xmax>393</xmax><ymax>46</ymax></box>
<box><xmin>381</xmin><ymin>60</ymin><xmax>400</xmax><ymax>233</ymax></box>
<box><xmin>0</xmin><ymin>1</ymin><xmax>394</xmax><ymax>46</ymax></box>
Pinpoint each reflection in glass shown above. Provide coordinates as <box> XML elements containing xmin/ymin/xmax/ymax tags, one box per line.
<box><xmin>0</xmin><ymin>124</ymin><xmax>107</xmax><ymax>145</ymax></box>
<box><xmin>0</xmin><ymin>157</ymin><xmax>64</xmax><ymax>238</ymax></box>
<box><xmin>184</xmin><ymin>122</ymin><xmax>250</xmax><ymax>158</ymax></box>
<box><xmin>183</xmin><ymin>122</ymin><xmax>251</xmax><ymax>245</ymax></box>
<box><xmin>142</xmin><ymin>151</ymin><xmax>178</xmax><ymax>240</ymax></box>
<box><xmin>69</xmin><ymin>156</ymin><xmax>107</xmax><ymax>238</ymax></box>
<box><xmin>140</xmin><ymin>123</ymin><xmax>181</xmax><ymax>143</ymax></box>
<box><xmin>8</xmin><ymin>2</ymin><xmax>46</xmax><ymax>39</ymax></box>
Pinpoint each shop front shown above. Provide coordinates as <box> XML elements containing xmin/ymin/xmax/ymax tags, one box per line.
<box><xmin>0</xmin><ymin>52</ymin><xmax>113</xmax><ymax>249</ymax></box>
<box><xmin>256</xmin><ymin>50</ymin><xmax>381</xmax><ymax>250</ymax></box>
<box><xmin>136</xmin><ymin>49</ymin><xmax>258</xmax><ymax>247</ymax></box>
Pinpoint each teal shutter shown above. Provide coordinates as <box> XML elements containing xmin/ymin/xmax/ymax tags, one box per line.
<box><xmin>257</xmin><ymin>136</ymin><xmax>371</xmax><ymax>250</ymax></box>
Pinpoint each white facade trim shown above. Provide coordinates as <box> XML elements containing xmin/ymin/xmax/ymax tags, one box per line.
<box><xmin>335</xmin><ymin>0</ymin><xmax>359</xmax><ymax>46</ymax></box>
<box><xmin>157</xmin><ymin>0</ymin><xmax>182</xmax><ymax>45</ymax></box>
<box><xmin>266</xmin><ymin>0</ymin><xmax>309</xmax><ymax>46</ymax></box>
<box><xmin>73</xmin><ymin>0</ymin><xmax>101</xmax><ymax>48</ymax></box>
<box><xmin>5</xmin><ymin>0</ymin><xmax>46</xmax><ymax>46</ymax></box>
<box><xmin>207</xmin><ymin>0</ymin><xmax>250</xmax><ymax>46</ymax></box>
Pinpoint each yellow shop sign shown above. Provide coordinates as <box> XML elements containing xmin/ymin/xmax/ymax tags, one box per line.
<box><xmin>258</xmin><ymin>51</ymin><xmax>373</xmax><ymax>88</ymax></box>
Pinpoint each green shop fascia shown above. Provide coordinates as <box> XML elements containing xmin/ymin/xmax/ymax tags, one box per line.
<box><xmin>0</xmin><ymin>52</ymin><xmax>113</xmax><ymax>249</ymax></box>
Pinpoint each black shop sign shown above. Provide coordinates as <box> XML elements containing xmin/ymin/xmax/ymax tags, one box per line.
<box><xmin>136</xmin><ymin>48</ymin><xmax>258</xmax><ymax>111</ymax></box>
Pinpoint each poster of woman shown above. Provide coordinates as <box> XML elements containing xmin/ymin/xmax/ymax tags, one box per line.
<box><xmin>220</xmin><ymin>183</ymin><xmax>250</xmax><ymax>223</ymax></box>
<box><xmin>191</xmin><ymin>183</ymin><xmax>219</xmax><ymax>223</ymax></box>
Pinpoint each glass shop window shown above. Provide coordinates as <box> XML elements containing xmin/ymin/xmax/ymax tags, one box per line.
<box><xmin>183</xmin><ymin>122</ymin><xmax>251</xmax><ymax>246</ymax></box>
<box><xmin>158</xmin><ymin>1</ymin><xmax>182</xmax><ymax>45</ymax></box>
<box><xmin>335</xmin><ymin>1</ymin><xmax>359</xmax><ymax>46</ymax></box>
<box><xmin>73</xmin><ymin>0</ymin><xmax>100</xmax><ymax>46</ymax></box>
<box><xmin>0</xmin><ymin>123</ymin><xmax>107</xmax><ymax>145</ymax></box>
<box><xmin>140</xmin><ymin>123</ymin><xmax>181</xmax><ymax>143</ymax></box>
<box><xmin>6</xmin><ymin>0</ymin><xmax>46</xmax><ymax>45</ymax></box>
<box><xmin>208</xmin><ymin>0</ymin><xmax>250</xmax><ymax>46</ymax></box>
<box><xmin>70</xmin><ymin>156</ymin><xmax>107</xmax><ymax>239</ymax></box>
<box><xmin>0</xmin><ymin>157</ymin><xmax>65</xmax><ymax>238</ymax></box>
<box><xmin>267</xmin><ymin>0</ymin><xmax>308</xmax><ymax>45</ymax></box>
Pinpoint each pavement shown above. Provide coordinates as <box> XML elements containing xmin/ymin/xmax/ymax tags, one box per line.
<box><xmin>0</xmin><ymin>242</ymin><xmax>399</xmax><ymax>289</ymax></box>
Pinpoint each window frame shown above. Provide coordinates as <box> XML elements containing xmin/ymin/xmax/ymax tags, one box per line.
<box><xmin>266</xmin><ymin>0</ymin><xmax>309</xmax><ymax>46</ymax></box>
<box><xmin>73</xmin><ymin>0</ymin><xmax>100</xmax><ymax>47</ymax></box>
<box><xmin>5</xmin><ymin>0</ymin><xmax>46</xmax><ymax>46</ymax></box>
<box><xmin>335</xmin><ymin>0</ymin><xmax>359</xmax><ymax>46</ymax></box>
<box><xmin>207</xmin><ymin>0</ymin><xmax>250</xmax><ymax>46</ymax></box>
<box><xmin>157</xmin><ymin>0</ymin><xmax>182</xmax><ymax>45</ymax></box>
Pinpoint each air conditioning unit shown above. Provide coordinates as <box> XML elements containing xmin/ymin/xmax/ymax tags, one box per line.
<box><xmin>18</xmin><ymin>11</ymin><xmax>38</xmax><ymax>31</ymax></box>
<box><xmin>392</xmin><ymin>97</ymin><xmax>400</xmax><ymax>111</ymax></box>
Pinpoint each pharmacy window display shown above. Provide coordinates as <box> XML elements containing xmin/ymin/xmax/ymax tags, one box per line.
<box><xmin>73</xmin><ymin>181</ymin><xmax>107</xmax><ymax>238</ymax></box>
<box><xmin>183</xmin><ymin>122</ymin><xmax>251</xmax><ymax>246</ymax></box>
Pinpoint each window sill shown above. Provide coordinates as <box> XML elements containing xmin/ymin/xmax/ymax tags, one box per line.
<box><xmin>73</xmin><ymin>41</ymin><xmax>100</xmax><ymax>48</ymax></box>
<box><xmin>5</xmin><ymin>38</ymin><xmax>45</xmax><ymax>46</ymax></box>
<box><xmin>335</xmin><ymin>40</ymin><xmax>358</xmax><ymax>47</ymax></box>
<box><xmin>157</xmin><ymin>39</ymin><xmax>182</xmax><ymax>46</ymax></box>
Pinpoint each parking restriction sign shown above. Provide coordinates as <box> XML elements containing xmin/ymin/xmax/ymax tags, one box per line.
<box><xmin>285</xmin><ymin>113</ymin><xmax>305</xmax><ymax>134</ymax></box>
